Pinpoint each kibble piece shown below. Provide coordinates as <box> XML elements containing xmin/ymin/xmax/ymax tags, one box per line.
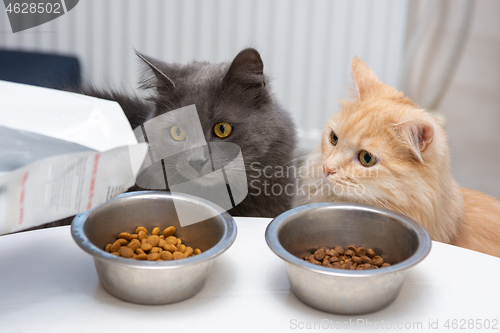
<box><xmin>172</xmin><ymin>251</ymin><xmax>185</xmax><ymax>260</ymax></box>
<box><xmin>147</xmin><ymin>235</ymin><xmax>160</xmax><ymax>247</ymax></box>
<box><xmin>138</xmin><ymin>230</ymin><xmax>147</xmax><ymax>241</ymax></box>
<box><xmin>111</xmin><ymin>251</ymin><xmax>120</xmax><ymax>256</ymax></box>
<box><xmin>352</xmin><ymin>256</ymin><xmax>363</xmax><ymax>264</ymax></box>
<box><xmin>119</xmin><ymin>246</ymin><xmax>134</xmax><ymax>258</ymax></box>
<box><xmin>184</xmin><ymin>246</ymin><xmax>194</xmax><ymax>257</ymax></box>
<box><xmin>381</xmin><ymin>263</ymin><xmax>391</xmax><ymax>268</ymax></box>
<box><xmin>308</xmin><ymin>255</ymin><xmax>321</xmax><ymax>265</ymax></box>
<box><xmin>141</xmin><ymin>243</ymin><xmax>153</xmax><ymax>252</ymax></box>
<box><xmin>116</xmin><ymin>238</ymin><xmax>128</xmax><ymax>246</ymax></box>
<box><xmin>330</xmin><ymin>256</ymin><xmax>339</xmax><ymax>263</ymax></box>
<box><xmin>134</xmin><ymin>253</ymin><xmax>147</xmax><ymax>260</ymax></box>
<box><xmin>361</xmin><ymin>256</ymin><xmax>372</xmax><ymax>264</ymax></box>
<box><xmin>160</xmin><ymin>251</ymin><xmax>173</xmax><ymax>260</ymax></box>
<box><xmin>313</xmin><ymin>248</ymin><xmax>325</xmax><ymax>261</ymax></box>
<box><xmin>150</xmin><ymin>246</ymin><xmax>161</xmax><ymax>253</ymax></box>
<box><xmin>163</xmin><ymin>226</ymin><xmax>176</xmax><ymax>238</ymax></box>
<box><xmin>344</xmin><ymin>249</ymin><xmax>355</xmax><ymax>257</ymax></box>
<box><xmin>356</xmin><ymin>247</ymin><xmax>367</xmax><ymax>256</ymax></box>
<box><xmin>151</xmin><ymin>227</ymin><xmax>160</xmax><ymax>236</ymax></box>
<box><xmin>127</xmin><ymin>239</ymin><xmax>141</xmax><ymax>251</ymax></box>
<box><xmin>334</xmin><ymin>246</ymin><xmax>344</xmax><ymax>255</ymax></box>
<box><xmin>194</xmin><ymin>248</ymin><xmax>202</xmax><ymax>255</ymax></box>
<box><xmin>372</xmin><ymin>256</ymin><xmax>384</xmax><ymax>267</ymax></box>
<box><xmin>159</xmin><ymin>235</ymin><xmax>165</xmax><ymax>240</ymax></box>
<box><xmin>110</xmin><ymin>240</ymin><xmax>122</xmax><ymax>253</ymax></box>
<box><xmin>158</xmin><ymin>239</ymin><xmax>166</xmax><ymax>248</ymax></box>
<box><xmin>162</xmin><ymin>244</ymin><xmax>177</xmax><ymax>253</ymax></box>
<box><xmin>130</xmin><ymin>234</ymin><xmax>139</xmax><ymax>239</ymax></box>
<box><xmin>178</xmin><ymin>244</ymin><xmax>186</xmax><ymax>253</ymax></box>
<box><xmin>118</xmin><ymin>232</ymin><xmax>132</xmax><ymax>241</ymax></box>
<box><xmin>147</xmin><ymin>253</ymin><xmax>160</xmax><ymax>261</ymax></box>
<box><xmin>347</xmin><ymin>245</ymin><xmax>357</xmax><ymax>252</ymax></box>
<box><xmin>136</xmin><ymin>248</ymin><xmax>145</xmax><ymax>255</ymax></box>
<box><xmin>135</xmin><ymin>226</ymin><xmax>148</xmax><ymax>234</ymax></box>
<box><xmin>326</xmin><ymin>249</ymin><xmax>339</xmax><ymax>257</ymax></box>
<box><xmin>366</xmin><ymin>248</ymin><xmax>376</xmax><ymax>258</ymax></box>
<box><xmin>165</xmin><ymin>236</ymin><xmax>177</xmax><ymax>245</ymax></box>
<box><xmin>105</xmin><ymin>244</ymin><xmax>112</xmax><ymax>252</ymax></box>
<box><xmin>176</xmin><ymin>239</ymin><xmax>182</xmax><ymax>247</ymax></box>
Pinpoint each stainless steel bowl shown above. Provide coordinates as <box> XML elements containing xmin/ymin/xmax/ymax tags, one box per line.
<box><xmin>265</xmin><ymin>202</ymin><xmax>431</xmax><ymax>315</ymax></box>
<box><xmin>71</xmin><ymin>191</ymin><xmax>237</xmax><ymax>305</ymax></box>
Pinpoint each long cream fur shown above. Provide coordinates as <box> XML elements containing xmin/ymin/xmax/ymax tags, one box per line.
<box><xmin>295</xmin><ymin>57</ymin><xmax>500</xmax><ymax>257</ymax></box>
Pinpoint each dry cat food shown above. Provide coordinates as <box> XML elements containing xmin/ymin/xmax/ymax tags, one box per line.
<box><xmin>104</xmin><ymin>226</ymin><xmax>202</xmax><ymax>261</ymax></box>
<box><xmin>302</xmin><ymin>245</ymin><xmax>391</xmax><ymax>270</ymax></box>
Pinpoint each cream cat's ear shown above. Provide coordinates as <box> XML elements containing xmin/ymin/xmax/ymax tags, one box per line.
<box><xmin>351</xmin><ymin>57</ymin><xmax>382</xmax><ymax>99</ymax></box>
<box><xmin>393</xmin><ymin>120</ymin><xmax>434</xmax><ymax>163</ymax></box>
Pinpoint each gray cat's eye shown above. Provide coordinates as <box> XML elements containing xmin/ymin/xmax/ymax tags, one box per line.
<box><xmin>214</xmin><ymin>122</ymin><xmax>233</xmax><ymax>138</ymax></box>
<box><xmin>170</xmin><ymin>126</ymin><xmax>186</xmax><ymax>141</ymax></box>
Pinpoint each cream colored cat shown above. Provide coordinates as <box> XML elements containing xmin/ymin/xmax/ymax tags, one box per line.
<box><xmin>296</xmin><ymin>57</ymin><xmax>500</xmax><ymax>258</ymax></box>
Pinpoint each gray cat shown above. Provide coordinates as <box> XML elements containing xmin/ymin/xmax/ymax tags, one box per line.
<box><xmin>81</xmin><ymin>48</ymin><xmax>296</xmax><ymax>218</ymax></box>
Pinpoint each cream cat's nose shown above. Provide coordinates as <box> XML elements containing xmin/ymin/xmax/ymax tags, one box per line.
<box><xmin>323</xmin><ymin>165</ymin><xmax>336</xmax><ymax>177</ymax></box>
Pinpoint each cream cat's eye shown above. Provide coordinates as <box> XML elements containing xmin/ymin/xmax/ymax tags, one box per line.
<box><xmin>214</xmin><ymin>122</ymin><xmax>233</xmax><ymax>138</ymax></box>
<box><xmin>330</xmin><ymin>131</ymin><xmax>338</xmax><ymax>146</ymax></box>
<box><xmin>170</xmin><ymin>126</ymin><xmax>186</xmax><ymax>141</ymax></box>
<box><xmin>359</xmin><ymin>150</ymin><xmax>377</xmax><ymax>167</ymax></box>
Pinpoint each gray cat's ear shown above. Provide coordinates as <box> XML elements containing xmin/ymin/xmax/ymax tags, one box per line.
<box><xmin>136</xmin><ymin>51</ymin><xmax>176</xmax><ymax>89</ymax></box>
<box><xmin>351</xmin><ymin>57</ymin><xmax>382</xmax><ymax>99</ymax></box>
<box><xmin>393</xmin><ymin>120</ymin><xmax>434</xmax><ymax>163</ymax></box>
<box><xmin>224</xmin><ymin>48</ymin><xmax>265</xmax><ymax>86</ymax></box>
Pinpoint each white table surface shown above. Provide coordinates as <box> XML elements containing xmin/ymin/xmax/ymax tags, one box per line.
<box><xmin>1</xmin><ymin>217</ymin><xmax>499</xmax><ymax>333</ymax></box>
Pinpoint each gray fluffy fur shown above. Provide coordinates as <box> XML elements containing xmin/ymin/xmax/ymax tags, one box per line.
<box><xmin>84</xmin><ymin>48</ymin><xmax>296</xmax><ymax>218</ymax></box>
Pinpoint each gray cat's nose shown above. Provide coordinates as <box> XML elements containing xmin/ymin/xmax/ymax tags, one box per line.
<box><xmin>188</xmin><ymin>157</ymin><xmax>209</xmax><ymax>172</ymax></box>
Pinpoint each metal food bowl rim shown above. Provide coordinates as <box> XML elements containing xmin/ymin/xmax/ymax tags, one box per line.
<box><xmin>71</xmin><ymin>191</ymin><xmax>237</xmax><ymax>269</ymax></box>
<box><xmin>265</xmin><ymin>202</ymin><xmax>431</xmax><ymax>277</ymax></box>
